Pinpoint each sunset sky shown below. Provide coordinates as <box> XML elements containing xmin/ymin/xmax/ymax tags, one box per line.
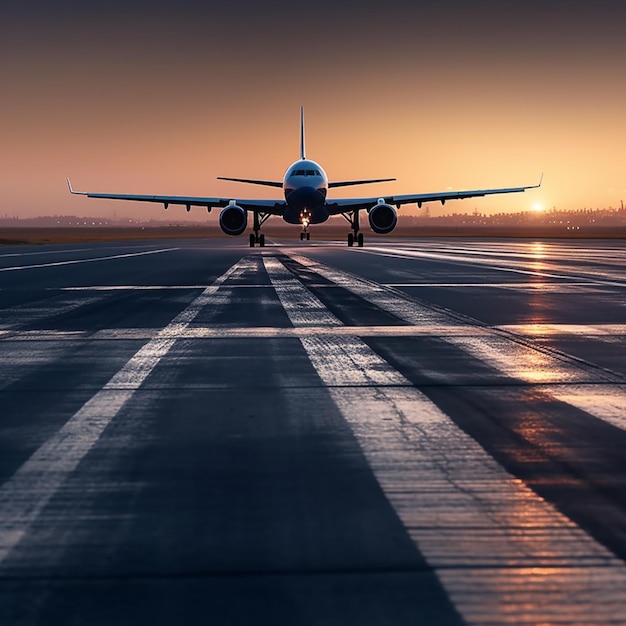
<box><xmin>2</xmin><ymin>0</ymin><xmax>625</xmax><ymax>220</ymax></box>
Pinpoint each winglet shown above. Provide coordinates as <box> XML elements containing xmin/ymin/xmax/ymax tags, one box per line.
<box><xmin>67</xmin><ymin>178</ymin><xmax>86</xmax><ymax>196</ymax></box>
<box><xmin>299</xmin><ymin>106</ymin><xmax>306</xmax><ymax>160</ymax></box>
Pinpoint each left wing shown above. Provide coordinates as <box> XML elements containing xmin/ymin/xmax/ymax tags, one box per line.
<box><xmin>216</xmin><ymin>176</ymin><xmax>283</xmax><ymax>188</ymax></box>
<box><xmin>67</xmin><ymin>179</ymin><xmax>285</xmax><ymax>214</ymax></box>
<box><xmin>326</xmin><ymin>176</ymin><xmax>543</xmax><ymax>213</ymax></box>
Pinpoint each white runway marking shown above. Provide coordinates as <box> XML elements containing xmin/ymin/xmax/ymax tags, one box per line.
<box><xmin>0</xmin><ymin>248</ymin><xmax>93</xmax><ymax>259</ymax></box>
<box><xmin>354</xmin><ymin>246</ymin><xmax>626</xmax><ymax>288</ymax></box>
<box><xmin>264</xmin><ymin>255</ymin><xmax>626</xmax><ymax>624</ymax></box>
<box><xmin>57</xmin><ymin>284</ymin><xmax>275</xmax><ymax>291</ymax></box>
<box><xmin>0</xmin><ymin>244</ymin><xmax>168</xmax><ymax>260</ymax></box>
<box><xmin>499</xmin><ymin>323</ymin><xmax>626</xmax><ymax>336</ymax></box>
<box><xmin>385</xmin><ymin>281</ymin><xmax>607</xmax><ymax>292</ymax></box>
<box><xmin>5</xmin><ymin>323</ymin><xmax>626</xmax><ymax>341</ymax></box>
<box><xmin>0</xmin><ymin>257</ymin><xmax>254</xmax><ymax>566</ymax></box>
<box><xmin>289</xmin><ymin>252</ymin><xmax>626</xmax><ymax>431</ymax></box>
<box><xmin>0</xmin><ymin>248</ymin><xmax>178</xmax><ymax>272</ymax></box>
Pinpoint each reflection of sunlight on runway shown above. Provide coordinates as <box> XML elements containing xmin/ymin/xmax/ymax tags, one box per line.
<box><xmin>527</xmin><ymin>241</ymin><xmax>552</xmax><ymax>324</ymax></box>
<box><xmin>547</xmin><ymin>385</ymin><xmax>626</xmax><ymax>432</ymax></box>
<box><xmin>447</xmin><ymin>335</ymin><xmax>581</xmax><ymax>384</ymax></box>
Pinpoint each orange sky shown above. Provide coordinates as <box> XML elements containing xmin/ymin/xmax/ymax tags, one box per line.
<box><xmin>2</xmin><ymin>1</ymin><xmax>625</xmax><ymax>221</ymax></box>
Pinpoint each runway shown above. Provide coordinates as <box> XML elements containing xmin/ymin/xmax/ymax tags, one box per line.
<box><xmin>2</xmin><ymin>235</ymin><xmax>626</xmax><ymax>624</ymax></box>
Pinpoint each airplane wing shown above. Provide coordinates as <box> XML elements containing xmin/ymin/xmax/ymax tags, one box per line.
<box><xmin>67</xmin><ymin>179</ymin><xmax>285</xmax><ymax>215</ymax></box>
<box><xmin>326</xmin><ymin>176</ymin><xmax>543</xmax><ymax>213</ymax></box>
<box><xmin>216</xmin><ymin>177</ymin><xmax>283</xmax><ymax>188</ymax></box>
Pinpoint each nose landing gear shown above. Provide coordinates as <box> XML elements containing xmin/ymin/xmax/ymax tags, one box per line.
<box><xmin>299</xmin><ymin>213</ymin><xmax>311</xmax><ymax>241</ymax></box>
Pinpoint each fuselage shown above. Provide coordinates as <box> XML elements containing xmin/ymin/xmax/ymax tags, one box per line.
<box><xmin>282</xmin><ymin>159</ymin><xmax>329</xmax><ymax>225</ymax></box>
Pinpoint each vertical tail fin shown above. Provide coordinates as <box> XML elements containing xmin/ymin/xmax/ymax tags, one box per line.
<box><xmin>299</xmin><ymin>106</ymin><xmax>306</xmax><ymax>160</ymax></box>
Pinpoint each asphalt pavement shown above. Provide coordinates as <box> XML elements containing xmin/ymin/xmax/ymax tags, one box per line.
<box><xmin>2</xmin><ymin>235</ymin><xmax>626</xmax><ymax>624</ymax></box>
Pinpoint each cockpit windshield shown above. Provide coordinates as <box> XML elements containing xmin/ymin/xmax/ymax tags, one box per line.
<box><xmin>290</xmin><ymin>169</ymin><xmax>321</xmax><ymax>177</ymax></box>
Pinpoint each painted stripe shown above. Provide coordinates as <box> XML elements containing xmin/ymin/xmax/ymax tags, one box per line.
<box><xmin>289</xmin><ymin>252</ymin><xmax>626</xmax><ymax>431</ymax></box>
<box><xmin>0</xmin><ymin>244</ymin><xmax>168</xmax><ymax>260</ymax></box>
<box><xmin>5</xmin><ymin>323</ymin><xmax>626</xmax><ymax>342</ymax></box>
<box><xmin>499</xmin><ymin>323</ymin><xmax>626</xmax><ymax>336</ymax></box>
<box><xmin>0</xmin><ymin>325</ymin><xmax>489</xmax><ymax>341</ymax></box>
<box><xmin>56</xmin><ymin>285</ymin><xmax>276</xmax><ymax>291</ymax></box>
<box><xmin>384</xmin><ymin>281</ymin><xmax>604</xmax><ymax>289</ymax></box>
<box><xmin>264</xmin><ymin>254</ymin><xmax>626</xmax><ymax>623</ymax></box>
<box><xmin>0</xmin><ymin>257</ymin><xmax>253</xmax><ymax>565</ymax></box>
<box><xmin>353</xmin><ymin>246</ymin><xmax>626</xmax><ymax>288</ymax></box>
<box><xmin>444</xmin><ymin>335</ymin><xmax>626</xmax><ymax>434</ymax></box>
<box><xmin>264</xmin><ymin>257</ymin><xmax>626</xmax><ymax>624</ymax></box>
<box><xmin>0</xmin><ymin>248</ymin><xmax>93</xmax><ymax>259</ymax></box>
<box><xmin>0</xmin><ymin>248</ymin><xmax>178</xmax><ymax>272</ymax></box>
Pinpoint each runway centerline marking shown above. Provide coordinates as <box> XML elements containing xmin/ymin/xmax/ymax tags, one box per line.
<box><xmin>0</xmin><ymin>248</ymin><xmax>179</xmax><ymax>273</ymax></box>
<box><xmin>264</xmin><ymin>253</ymin><xmax>626</xmax><ymax>624</ymax></box>
<box><xmin>0</xmin><ymin>256</ymin><xmax>255</xmax><ymax>566</ymax></box>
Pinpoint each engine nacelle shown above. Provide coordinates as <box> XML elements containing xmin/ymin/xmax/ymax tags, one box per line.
<box><xmin>219</xmin><ymin>203</ymin><xmax>247</xmax><ymax>236</ymax></box>
<box><xmin>368</xmin><ymin>201</ymin><xmax>397</xmax><ymax>234</ymax></box>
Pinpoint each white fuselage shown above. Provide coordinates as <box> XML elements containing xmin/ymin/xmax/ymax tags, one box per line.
<box><xmin>281</xmin><ymin>159</ymin><xmax>330</xmax><ymax>225</ymax></box>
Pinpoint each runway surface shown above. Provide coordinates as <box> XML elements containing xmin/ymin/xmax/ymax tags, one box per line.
<box><xmin>1</xmin><ymin>235</ymin><xmax>626</xmax><ymax>624</ymax></box>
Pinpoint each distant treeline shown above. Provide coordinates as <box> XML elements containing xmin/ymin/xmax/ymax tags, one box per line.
<box><xmin>407</xmin><ymin>206</ymin><xmax>626</xmax><ymax>227</ymax></box>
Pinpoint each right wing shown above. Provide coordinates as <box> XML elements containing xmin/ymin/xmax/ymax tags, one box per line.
<box><xmin>67</xmin><ymin>179</ymin><xmax>285</xmax><ymax>214</ymax></box>
<box><xmin>326</xmin><ymin>175</ymin><xmax>543</xmax><ymax>214</ymax></box>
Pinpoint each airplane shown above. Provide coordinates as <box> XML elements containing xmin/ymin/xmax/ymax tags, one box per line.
<box><xmin>68</xmin><ymin>108</ymin><xmax>542</xmax><ymax>247</ymax></box>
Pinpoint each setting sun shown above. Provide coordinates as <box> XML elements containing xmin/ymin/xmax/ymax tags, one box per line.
<box><xmin>532</xmin><ymin>203</ymin><xmax>544</xmax><ymax>212</ymax></box>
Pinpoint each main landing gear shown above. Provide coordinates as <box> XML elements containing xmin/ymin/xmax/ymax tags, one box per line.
<box><xmin>249</xmin><ymin>211</ymin><xmax>271</xmax><ymax>247</ymax></box>
<box><xmin>250</xmin><ymin>233</ymin><xmax>265</xmax><ymax>247</ymax></box>
<box><xmin>347</xmin><ymin>232</ymin><xmax>364</xmax><ymax>247</ymax></box>
<box><xmin>299</xmin><ymin>232</ymin><xmax>310</xmax><ymax>240</ymax></box>
<box><xmin>341</xmin><ymin>210</ymin><xmax>364</xmax><ymax>247</ymax></box>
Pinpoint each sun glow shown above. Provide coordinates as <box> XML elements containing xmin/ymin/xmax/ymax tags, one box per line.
<box><xmin>532</xmin><ymin>203</ymin><xmax>544</xmax><ymax>212</ymax></box>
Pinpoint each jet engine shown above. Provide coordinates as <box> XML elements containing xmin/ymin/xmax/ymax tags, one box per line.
<box><xmin>368</xmin><ymin>201</ymin><xmax>397</xmax><ymax>234</ymax></box>
<box><xmin>219</xmin><ymin>203</ymin><xmax>247</xmax><ymax>236</ymax></box>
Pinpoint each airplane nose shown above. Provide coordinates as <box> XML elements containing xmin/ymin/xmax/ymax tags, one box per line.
<box><xmin>288</xmin><ymin>186</ymin><xmax>324</xmax><ymax>210</ymax></box>
<box><xmin>284</xmin><ymin>186</ymin><xmax>329</xmax><ymax>224</ymax></box>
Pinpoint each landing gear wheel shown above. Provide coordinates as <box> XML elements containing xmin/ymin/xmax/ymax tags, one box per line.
<box><xmin>357</xmin><ymin>232</ymin><xmax>364</xmax><ymax>247</ymax></box>
<box><xmin>306</xmin><ymin>232</ymin><xmax>310</xmax><ymax>240</ymax></box>
<box><xmin>300</xmin><ymin>232</ymin><xmax>304</xmax><ymax>240</ymax></box>
<box><xmin>249</xmin><ymin>233</ymin><xmax>255</xmax><ymax>247</ymax></box>
<box><xmin>259</xmin><ymin>233</ymin><xmax>265</xmax><ymax>247</ymax></box>
<box><xmin>347</xmin><ymin>233</ymin><xmax>354</xmax><ymax>247</ymax></box>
